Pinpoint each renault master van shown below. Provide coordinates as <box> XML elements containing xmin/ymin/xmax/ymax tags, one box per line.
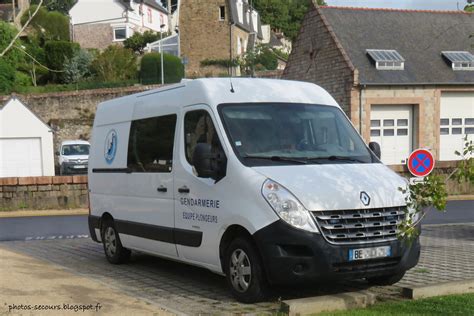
<box><xmin>88</xmin><ymin>78</ymin><xmax>420</xmax><ymax>303</ymax></box>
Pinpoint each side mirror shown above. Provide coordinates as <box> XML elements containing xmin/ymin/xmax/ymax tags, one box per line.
<box><xmin>55</xmin><ymin>151</ymin><xmax>60</xmax><ymax>156</ymax></box>
<box><xmin>369</xmin><ymin>141</ymin><xmax>381</xmax><ymax>159</ymax></box>
<box><xmin>192</xmin><ymin>143</ymin><xmax>226</xmax><ymax>180</ymax></box>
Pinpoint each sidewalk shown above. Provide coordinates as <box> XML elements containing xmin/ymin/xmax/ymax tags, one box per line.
<box><xmin>0</xmin><ymin>209</ymin><xmax>89</xmax><ymax>218</ymax></box>
<box><xmin>0</xmin><ymin>248</ymin><xmax>172</xmax><ymax>316</ymax></box>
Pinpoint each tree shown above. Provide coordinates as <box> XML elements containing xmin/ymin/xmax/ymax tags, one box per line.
<box><xmin>399</xmin><ymin>137</ymin><xmax>473</xmax><ymax>241</ymax></box>
<box><xmin>31</xmin><ymin>0</ymin><xmax>77</xmax><ymax>14</ymax></box>
<box><xmin>91</xmin><ymin>46</ymin><xmax>137</xmax><ymax>82</ymax></box>
<box><xmin>0</xmin><ymin>21</ymin><xmax>23</xmax><ymax>66</ymax></box>
<box><xmin>17</xmin><ymin>38</ymin><xmax>48</xmax><ymax>86</ymax></box>
<box><xmin>21</xmin><ymin>5</ymin><xmax>70</xmax><ymax>42</ymax></box>
<box><xmin>124</xmin><ymin>31</ymin><xmax>165</xmax><ymax>54</ymax></box>
<box><xmin>63</xmin><ymin>49</ymin><xmax>93</xmax><ymax>84</ymax></box>
<box><xmin>240</xmin><ymin>44</ymin><xmax>278</xmax><ymax>75</ymax></box>
<box><xmin>140</xmin><ymin>52</ymin><xmax>184</xmax><ymax>84</ymax></box>
<box><xmin>253</xmin><ymin>0</ymin><xmax>326</xmax><ymax>41</ymax></box>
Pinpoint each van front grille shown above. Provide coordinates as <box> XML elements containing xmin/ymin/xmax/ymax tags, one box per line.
<box><xmin>312</xmin><ymin>206</ymin><xmax>406</xmax><ymax>245</ymax></box>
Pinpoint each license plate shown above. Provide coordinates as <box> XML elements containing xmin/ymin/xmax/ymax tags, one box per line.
<box><xmin>349</xmin><ymin>246</ymin><xmax>391</xmax><ymax>261</ymax></box>
<box><xmin>73</xmin><ymin>165</ymin><xmax>86</xmax><ymax>169</ymax></box>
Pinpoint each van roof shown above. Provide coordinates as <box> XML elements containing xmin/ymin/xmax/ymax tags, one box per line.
<box><xmin>61</xmin><ymin>140</ymin><xmax>90</xmax><ymax>146</ymax></box>
<box><xmin>94</xmin><ymin>78</ymin><xmax>340</xmax><ymax>126</ymax></box>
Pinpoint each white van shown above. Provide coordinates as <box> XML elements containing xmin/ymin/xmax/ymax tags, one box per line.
<box><xmin>57</xmin><ymin>140</ymin><xmax>90</xmax><ymax>175</ymax></box>
<box><xmin>88</xmin><ymin>78</ymin><xmax>420</xmax><ymax>302</ymax></box>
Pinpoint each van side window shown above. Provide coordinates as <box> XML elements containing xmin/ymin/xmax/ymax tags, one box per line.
<box><xmin>184</xmin><ymin>110</ymin><xmax>221</xmax><ymax>166</ymax></box>
<box><xmin>127</xmin><ymin>114</ymin><xmax>177</xmax><ymax>173</ymax></box>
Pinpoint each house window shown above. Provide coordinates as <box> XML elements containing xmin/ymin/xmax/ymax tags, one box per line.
<box><xmin>114</xmin><ymin>27</ymin><xmax>127</xmax><ymax>41</ymax></box>
<box><xmin>219</xmin><ymin>6</ymin><xmax>225</xmax><ymax>21</ymax></box>
<box><xmin>147</xmin><ymin>8</ymin><xmax>153</xmax><ymax>24</ymax></box>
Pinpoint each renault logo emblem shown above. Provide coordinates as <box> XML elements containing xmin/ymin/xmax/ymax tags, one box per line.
<box><xmin>360</xmin><ymin>191</ymin><xmax>370</xmax><ymax>206</ymax></box>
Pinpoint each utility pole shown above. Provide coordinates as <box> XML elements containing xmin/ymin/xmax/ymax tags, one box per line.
<box><xmin>160</xmin><ymin>23</ymin><xmax>165</xmax><ymax>85</ymax></box>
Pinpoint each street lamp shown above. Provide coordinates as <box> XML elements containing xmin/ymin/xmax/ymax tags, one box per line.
<box><xmin>160</xmin><ymin>23</ymin><xmax>166</xmax><ymax>85</ymax></box>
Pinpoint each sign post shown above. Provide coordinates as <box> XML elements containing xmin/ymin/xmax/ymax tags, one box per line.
<box><xmin>407</xmin><ymin>149</ymin><xmax>435</xmax><ymax>178</ymax></box>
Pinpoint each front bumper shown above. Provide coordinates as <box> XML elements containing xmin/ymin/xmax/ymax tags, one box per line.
<box><xmin>253</xmin><ymin>220</ymin><xmax>420</xmax><ymax>285</ymax></box>
<box><xmin>61</xmin><ymin>162</ymin><xmax>88</xmax><ymax>174</ymax></box>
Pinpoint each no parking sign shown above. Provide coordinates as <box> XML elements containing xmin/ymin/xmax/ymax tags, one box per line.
<box><xmin>407</xmin><ymin>149</ymin><xmax>435</xmax><ymax>177</ymax></box>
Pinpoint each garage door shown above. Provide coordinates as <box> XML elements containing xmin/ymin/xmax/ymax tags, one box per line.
<box><xmin>0</xmin><ymin>138</ymin><xmax>43</xmax><ymax>177</ymax></box>
<box><xmin>440</xmin><ymin>92</ymin><xmax>474</xmax><ymax>161</ymax></box>
<box><xmin>370</xmin><ymin>105</ymin><xmax>413</xmax><ymax>165</ymax></box>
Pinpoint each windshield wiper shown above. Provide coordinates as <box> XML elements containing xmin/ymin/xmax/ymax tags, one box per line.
<box><xmin>242</xmin><ymin>155</ymin><xmax>308</xmax><ymax>164</ymax></box>
<box><xmin>306</xmin><ymin>155</ymin><xmax>367</xmax><ymax>163</ymax></box>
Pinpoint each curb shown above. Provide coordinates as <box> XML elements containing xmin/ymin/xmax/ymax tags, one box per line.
<box><xmin>0</xmin><ymin>209</ymin><xmax>89</xmax><ymax>218</ymax></box>
<box><xmin>281</xmin><ymin>290</ymin><xmax>376</xmax><ymax>315</ymax></box>
<box><xmin>401</xmin><ymin>279</ymin><xmax>474</xmax><ymax>300</ymax></box>
<box><xmin>447</xmin><ymin>195</ymin><xmax>474</xmax><ymax>201</ymax></box>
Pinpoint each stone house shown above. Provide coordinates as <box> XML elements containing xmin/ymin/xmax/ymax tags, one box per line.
<box><xmin>69</xmin><ymin>0</ymin><xmax>170</xmax><ymax>50</ymax></box>
<box><xmin>178</xmin><ymin>0</ymin><xmax>264</xmax><ymax>77</ymax></box>
<box><xmin>0</xmin><ymin>0</ymin><xmax>29</xmax><ymax>27</ymax></box>
<box><xmin>283</xmin><ymin>5</ymin><xmax>474</xmax><ymax>165</ymax></box>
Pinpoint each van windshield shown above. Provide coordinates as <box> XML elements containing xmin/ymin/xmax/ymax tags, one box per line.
<box><xmin>62</xmin><ymin>144</ymin><xmax>90</xmax><ymax>156</ymax></box>
<box><xmin>219</xmin><ymin>103</ymin><xmax>375</xmax><ymax>166</ymax></box>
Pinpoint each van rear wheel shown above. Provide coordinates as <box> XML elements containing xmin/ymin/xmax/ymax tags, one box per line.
<box><xmin>101</xmin><ymin>220</ymin><xmax>131</xmax><ymax>264</ymax></box>
<box><xmin>224</xmin><ymin>237</ymin><xmax>267</xmax><ymax>303</ymax></box>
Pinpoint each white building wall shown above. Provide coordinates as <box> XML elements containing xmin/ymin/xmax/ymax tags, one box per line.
<box><xmin>70</xmin><ymin>0</ymin><xmax>126</xmax><ymax>25</ymax></box>
<box><xmin>0</xmin><ymin>99</ymin><xmax>55</xmax><ymax>176</ymax></box>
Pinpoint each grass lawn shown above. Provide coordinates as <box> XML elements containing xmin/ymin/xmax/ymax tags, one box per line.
<box><xmin>317</xmin><ymin>293</ymin><xmax>474</xmax><ymax>315</ymax></box>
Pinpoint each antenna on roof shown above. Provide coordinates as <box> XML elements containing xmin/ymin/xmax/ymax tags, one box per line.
<box><xmin>229</xmin><ymin>77</ymin><xmax>235</xmax><ymax>93</ymax></box>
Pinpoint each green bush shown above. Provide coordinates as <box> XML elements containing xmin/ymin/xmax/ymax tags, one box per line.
<box><xmin>14</xmin><ymin>71</ymin><xmax>32</xmax><ymax>87</ymax></box>
<box><xmin>0</xmin><ymin>60</ymin><xmax>15</xmax><ymax>94</ymax></box>
<box><xmin>91</xmin><ymin>45</ymin><xmax>137</xmax><ymax>82</ymax></box>
<box><xmin>44</xmin><ymin>41</ymin><xmax>79</xmax><ymax>82</ymax></box>
<box><xmin>140</xmin><ymin>53</ymin><xmax>184</xmax><ymax>84</ymax></box>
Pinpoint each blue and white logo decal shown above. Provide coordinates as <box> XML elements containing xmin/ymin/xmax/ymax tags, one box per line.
<box><xmin>104</xmin><ymin>129</ymin><xmax>117</xmax><ymax>164</ymax></box>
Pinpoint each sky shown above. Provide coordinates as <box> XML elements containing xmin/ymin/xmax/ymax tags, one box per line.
<box><xmin>326</xmin><ymin>0</ymin><xmax>468</xmax><ymax>10</ymax></box>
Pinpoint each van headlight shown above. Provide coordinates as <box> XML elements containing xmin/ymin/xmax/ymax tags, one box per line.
<box><xmin>262</xmin><ymin>179</ymin><xmax>319</xmax><ymax>233</ymax></box>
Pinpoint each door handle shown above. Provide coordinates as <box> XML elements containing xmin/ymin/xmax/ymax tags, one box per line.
<box><xmin>157</xmin><ymin>186</ymin><xmax>167</xmax><ymax>193</ymax></box>
<box><xmin>178</xmin><ymin>186</ymin><xmax>190</xmax><ymax>193</ymax></box>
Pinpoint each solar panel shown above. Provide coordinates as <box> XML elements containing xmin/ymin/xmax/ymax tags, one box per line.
<box><xmin>367</xmin><ymin>49</ymin><xmax>405</xmax><ymax>62</ymax></box>
<box><xmin>442</xmin><ymin>51</ymin><xmax>474</xmax><ymax>70</ymax></box>
<box><xmin>366</xmin><ymin>49</ymin><xmax>405</xmax><ymax>70</ymax></box>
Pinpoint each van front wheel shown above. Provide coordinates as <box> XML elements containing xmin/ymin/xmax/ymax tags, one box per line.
<box><xmin>101</xmin><ymin>220</ymin><xmax>131</xmax><ymax>264</ymax></box>
<box><xmin>225</xmin><ymin>237</ymin><xmax>267</xmax><ymax>303</ymax></box>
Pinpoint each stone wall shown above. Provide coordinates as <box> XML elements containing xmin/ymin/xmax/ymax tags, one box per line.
<box><xmin>72</xmin><ymin>24</ymin><xmax>115</xmax><ymax>51</ymax></box>
<box><xmin>0</xmin><ymin>176</ymin><xmax>88</xmax><ymax>211</ymax></box>
<box><xmin>282</xmin><ymin>4</ymin><xmax>355</xmax><ymax>114</ymax></box>
<box><xmin>0</xmin><ymin>85</ymin><xmax>160</xmax><ymax>166</ymax></box>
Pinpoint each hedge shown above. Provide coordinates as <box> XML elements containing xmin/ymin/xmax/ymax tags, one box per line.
<box><xmin>140</xmin><ymin>53</ymin><xmax>184</xmax><ymax>84</ymax></box>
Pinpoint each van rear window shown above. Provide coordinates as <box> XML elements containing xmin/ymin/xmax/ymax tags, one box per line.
<box><xmin>127</xmin><ymin>114</ymin><xmax>177</xmax><ymax>173</ymax></box>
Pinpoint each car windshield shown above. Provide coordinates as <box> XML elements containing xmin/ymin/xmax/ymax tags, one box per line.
<box><xmin>219</xmin><ymin>103</ymin><xmax>374</xmax><ymax>166</ymax></box>
<box><xmin>62</xmin><ymin>144</ymin><xmax>90</xmax><ymax>156</ymax></box>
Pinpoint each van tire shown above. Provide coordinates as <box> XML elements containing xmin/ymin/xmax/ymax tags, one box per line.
<box><xmin>367</xmin><ymin>271</ymin><xmax>405</xmax><ymax>286</ymax></box>
<box><xmin>224</xmin><ymin>237</ymin><xmax>267</xmax><ymax>303</ymax></box>
<box><xmin>101</xmin><ymin>220</ymin><xmax>131</xmax><ymax>264</ymax></box>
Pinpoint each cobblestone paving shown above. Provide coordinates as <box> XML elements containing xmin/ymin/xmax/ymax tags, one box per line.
<box><xmin>2</xmin><ymin>224</ymin><xmax>473</xmax><ymax>315</ymax></box>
